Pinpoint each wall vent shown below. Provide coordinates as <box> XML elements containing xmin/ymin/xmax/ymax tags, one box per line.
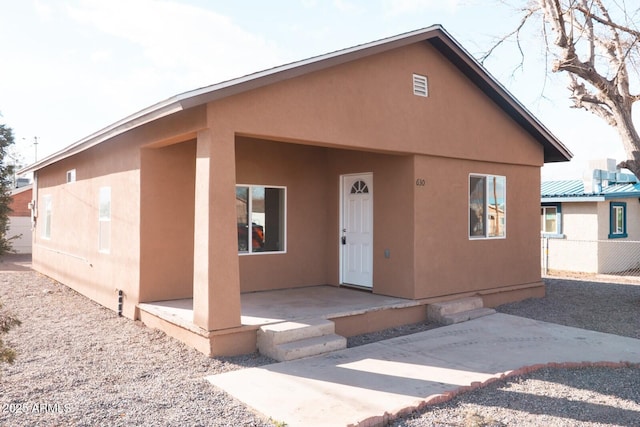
<box><xmin>413</xmin><ymin>74</ymin><xmax>428</xmax><ymax>97</ymax></box>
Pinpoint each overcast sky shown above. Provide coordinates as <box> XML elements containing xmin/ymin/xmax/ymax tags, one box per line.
<box><xmin>0</xmin><ymin>0</ymin><xmax>628</xmax><ymax>179</ymax></box>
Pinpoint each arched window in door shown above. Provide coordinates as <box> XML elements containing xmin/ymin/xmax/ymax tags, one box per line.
<box><xmin>350</xmin><ymin>180</ymin><xmax>369</xmax><ymax>194</ymax></box>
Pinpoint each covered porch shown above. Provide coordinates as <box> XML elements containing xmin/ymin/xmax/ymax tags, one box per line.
<box><xmin>137</xmin><ymin>132</ymin><xmax>420</xmax><ymax>356</ymax></box>
<box><xmin>138</xmin><ymin>285</ymin><xmax>429</xmax><ymax>357</ymax></box>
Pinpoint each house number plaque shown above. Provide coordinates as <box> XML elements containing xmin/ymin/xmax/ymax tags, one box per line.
<box><xmin>416</xmin><ymin>178</ymin><xmax>426</xmax><ymax>186</ymax></box>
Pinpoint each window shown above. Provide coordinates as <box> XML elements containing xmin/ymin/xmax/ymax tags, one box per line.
<box><xmin>413</xmin><ymin>74</ymin><xmax>428</xmax><ymax>97</ymax></box>
<box><xmin>541</xmin><ymin>203</ymin><xmax>562</xmax><ymax>236</ymax></box>
<box><xmin>469</xmin><ymin>174</ymin><xmax>506</xmax><ymax>239</ymax></box>
<box><xmin>609</xmin><ymin>202</ymin><xmax>627</xmax><ymax>239</ymax></box>
<box><xmin>66</xmin><ymin>169</ymin><xmax>76</xmax><ymax>183</ymax></box>
<box><xmin>42</xmin><ymin>195</ymin><xmax>52</xmax><ymax>239</ymax></box>
<box><xmin>99</xmin><ymin>187</ymin><xmax>111</xmax><ymax>252</ymax></box>
<box><xmin>350</xmin><ymin>180</ymin><xmax>369</xmax><ymax>194</ymax></box>
<box><xmin>236</xmin><ymin>185</ymin><xmax>285</xmax><ymax>254</ymax></box>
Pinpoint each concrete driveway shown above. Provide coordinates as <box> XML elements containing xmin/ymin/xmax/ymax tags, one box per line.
<box><xmin>207</xmin><ymin>313</ymin><xmax>640</xmax><ymax>427</ymax></box>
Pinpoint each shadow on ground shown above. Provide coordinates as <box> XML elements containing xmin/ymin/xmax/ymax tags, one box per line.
<box><xmin>0</xmin><ymin>254</ymin><xmax>32</xmax><ymax>272</ymax></box>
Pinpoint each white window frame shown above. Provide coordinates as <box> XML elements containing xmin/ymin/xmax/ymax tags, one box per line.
<box><xmin>236</xmin><ymin>184</ymin><xmax>286</xmax><ymax>255</ymax></box>
<box><xmin>98</xmin><ymin>187</ymin><xmax>111</xmax><ymax>253</ymax></box>
<box><xmin>469</xmin><ymin>174</ymin><xmax>506</xmax><ymax>240</ymax></box>
<box><xmin>541</xmin><ymin>203</ymin><xmax>562</xmax><ymax>237</ymax></box>
<box><xmin>66</xmin><ymin>169</ymin><xmax>76</xmax><ymax>183</ymax></box>
<box><xmin>42</xmin><ymin>195</ymin><xmax>52</xmax><ymax>239</ymax></box>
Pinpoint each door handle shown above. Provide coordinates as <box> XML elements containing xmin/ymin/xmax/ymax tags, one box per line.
<box><xmin>341</xmin><ymin>236</ymin><xmax>346</xmax><ymax>245</ymax></box>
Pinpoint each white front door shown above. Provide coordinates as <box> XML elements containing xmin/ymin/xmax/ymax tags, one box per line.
<box><xmin>341</xmin><ymin>173</ymin><xmax>373</xmax><ymax>288</ymax></box>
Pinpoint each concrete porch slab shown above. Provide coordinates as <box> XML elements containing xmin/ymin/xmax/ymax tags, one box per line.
<box><xmin>138</xmin><ymin>286</ymin><xmax>427</xmax><ymax>356</ymax></box>
<box><xmin>206</xmin><ymin>313</ymin><xmax>640</xmax><ymax>427</ymax></box>
<box><xmin>140</xmin><ymin>286</ymin><xmax>421</xmax><ymax>329</ymax></box>
<box><xmin>240</xmin><ymin>286</ymin><xmax>421</xmax><ymax>325</ymax></box>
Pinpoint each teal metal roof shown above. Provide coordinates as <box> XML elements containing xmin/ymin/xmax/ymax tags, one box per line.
<box><xmin>542</xmin><ymin>176</ymin><xmax>640</xmax><ymax>202</ymax></box>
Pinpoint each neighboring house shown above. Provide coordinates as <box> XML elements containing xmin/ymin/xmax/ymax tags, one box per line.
<box><xmin>20</xmin><ymin>26</ymin><xmax>571</xmax><ymax>356</ymax></box>
<box><xmin>8</xmin><ymin>184</ymin><xmax>33</xmax><ymax>254</ymax></box>
<box><xmin>541</xmin><ymin>159</ymin><xmax>640</xmax><ymax>274</ymax></box>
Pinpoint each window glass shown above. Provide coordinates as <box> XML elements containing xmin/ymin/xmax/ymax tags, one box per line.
<box><xmin>487</xmin><ymin>176</ymin><xmax>506</xmax><ymax>237</ymax></box>
<box><xmin>236</xmin><ymin>187</ymin><xmax>249</xmax><ymax>252</ymax></box>
<box><xmin>541</xmin><ymin>206</ymin><xmax>557</xmax><ymax>234</ymax></box>
<box><xmin>608</xmin><ymin>202</ymin><xmax>627</xmax><ymax>239</ymax></box>
<box><xmin>614</xmin><ymin>206</ymin><xmax>624</xmax><ymax>233</ymax></box>
<box><xmin>469</xmin><ymin>175</ymin><xmax>506</xmax><ymax>239</ymax></box>
<box><xmin>237</xmin><ymin>185</ymin><xmax>285</xmax><ymax>253</ymax></box>
<box><xmin>469</xmin><ymin>176</ymin><xmax>485</xmax><ymax>237</ymax></box>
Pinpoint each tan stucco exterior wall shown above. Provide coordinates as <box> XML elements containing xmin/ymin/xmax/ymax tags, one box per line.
<box><xmin>235</xmin><ymin>138</ymin><xmax>330</xmax><ymax>291</ymax></box>
<box><xmin>32</xmin><ymin>39</ymin><xmax>548</xmax><ymax>338</ymax></box>
<box><xmin>413</xmin><ymin>157</ymin><xmax>542</xmax><ymax>299</ymax></box>
<box><xmin>220</xmin><ymin>42</ymin><xmax>544</xmax><ymax>299</ymax></box>
<box><xmin>139</xmin><ymin>140</ymin><xmax>196</xmax><ymax>302</ymax></box>
<box><xmin>33</xmin><ymin>138</ymin><xmax>143</xmax><ymax>317</ymax></box>
<box><xmin>235</xmin><ymin>138</ymin><xmax>416</xmax><ymax>295</ymax></box>
<box><xmin>208</xmin><ymin>42</ymin><xmax>543</xmax><ymax>166</ymax></box>
<box><xmin>33</xmin><ymin>108</ymin><xmax>206</xmax><ymax>318</ymax></box>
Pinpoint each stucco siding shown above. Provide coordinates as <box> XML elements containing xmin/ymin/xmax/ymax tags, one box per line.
<box><xmin>413</xmin><ymin>157</ymin><xmax>542</xmax><ymax>299</ymax></box>
<box><xmin>560</xmin><ymin>202</ymin><xmax>599</xmax><ymax>240</ymax></box>
<box><xmin>32</xmin><ymin>108</ymin><xmax>206</xmax><ymax>318</ymax></box>
<box><xmin>545</xmin><ymin>203</ymin><xmax>598</xmax><ymax>273</ymax></box>
<box><xmin>235</xmin><ymin>138</ymin><xmax>330</xmax><ymax>292</ymax></box>
<box><xmin>139</xmin><ymin>140</ymin><xmax>196</xmax><ymax>302</ymax></box>
<box><xmin>326</xmin><ymin>150</ymin><xmax>415</xmax><ymax>298</ymax></box>
<box><xmin>598</xmin><ymin>198</ymin><xmax>640</xmax><ymax>274</ymax></box>
<box><xmin>235</xmin><ymin>137</ymin><xmax>416</xmax><ymax>296</ymax></box>
<box><xmin>209</xmin><ymin>43</ymin><xmax>543</xmax><ymax>167</ymax></box>
<box><xmin>33</xmin><ymin>139</ymin><xmax>142</xmax><ymax>317</ymax></box>
<box><xmin>545</xmin><ymin>198</ymin><xmax>640</xmax><ymax>274</ymax></box>
<box><xmin>26</xmin><ymin>32</ymin><xmax>559</xmax><ymax>349</ymax></box>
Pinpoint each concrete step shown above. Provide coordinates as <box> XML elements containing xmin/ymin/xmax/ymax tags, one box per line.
<box><xmin>439</xmin><ymin>307</ymin><xmax>497</xmax><ymax>326</ymax></box>
<box><xmin>268</xmin><ymin>334</ymin><xmax>347</xmax><ymax>362</ymax></box>
<box><xmin>427</xmin><ymin>296</ymin><xmax>483</xmax><ymax>320</ymax></box>
<box><xmin>257</xmin><ymin>318</ymin><xmax>336</xmax><ymax>346</ymax></box>
<box><xmin>257</xmin><ymin>318</ymin><xmax>348</xmax><ymax>361</ymax></box>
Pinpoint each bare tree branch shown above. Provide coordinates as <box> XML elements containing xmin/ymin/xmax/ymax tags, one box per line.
<box><xmin>575</xmin><ymin>3</ymin><xmax>640</xmax><ymax>37</ymax></box>
<box><xmin>515</xmin><ymin>0</ymin><xmax>640</xmax><ymax>176</ymax></box>
<box><xmin>479</xmin><ymin>7</ymin><xmax>538</xmax><ymax>64</ymax></box>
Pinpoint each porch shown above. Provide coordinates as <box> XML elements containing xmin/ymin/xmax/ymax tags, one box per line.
<box><xmin>138</xmin><ymin>285</ymin><xmax>428</xmax><ymax>357</ymax></box>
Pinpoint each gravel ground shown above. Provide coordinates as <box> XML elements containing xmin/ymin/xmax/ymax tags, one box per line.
<box><xmin>1</xmin><ymin>257</ymin><xmax>640</xmax><ymax>426</ymax></box>
<box><xmin>0</xmin><ymin>262</ymin><xmax>276</xmax><ymax>427</ymax></box>
<box><xmin>391</xmin><ymin>277</ymin><xmax>640</xmax><ymax>427</ymax></box>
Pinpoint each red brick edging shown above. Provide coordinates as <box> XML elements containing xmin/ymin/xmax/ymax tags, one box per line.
<box><xmin>349</xmin><ymin>361</ymin><xmax>640</xmax><ymax>427</ymax></box>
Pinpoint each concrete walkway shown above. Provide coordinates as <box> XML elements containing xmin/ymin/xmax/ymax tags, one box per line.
<box><xmin>206</xmin><ymin>313</ymin><xmax>640</xmax><ymax>427</ymax></box>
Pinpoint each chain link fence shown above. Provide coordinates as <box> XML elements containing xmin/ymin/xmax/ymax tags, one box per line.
<box><xmin>542</xmin><ymin>237</ymin><xmax>640</xmax><ymax>277</ymax></box>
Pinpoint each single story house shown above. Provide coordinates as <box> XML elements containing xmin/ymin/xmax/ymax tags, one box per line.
<box><xmin>541</xmin><ymin>159</ymin><xmax>640</xmax><ymax>274</ymax></box>
<box><xmin>8</xmin><ymin>184</ymin><xmax>33</xmax><ymax>254</ymax></box>
<box><xmin>21</xmin><ymin>26</ymin><xmax>571</xmax><ymax>356</ymax></box>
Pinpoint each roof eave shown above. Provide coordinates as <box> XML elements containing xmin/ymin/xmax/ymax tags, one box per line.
<box><xmin>20</xmin><ymin>100</ymin><xmax>184</xmax><ymax>174</ymax></box>
<box><xmin>20</xmin><ymin>25</ymin><xmax>572</xmax><ymax>174</ymax></box>
<box><xmin>542</xmin><ymin>196</ymin><xmax>605</xmax><ymax>202</ymax></box>
<box><xmin>20</xmin><ymin>26</ymin><xmax>447</xmax><ymax>175</ymax></box>
<box><xmin>603</xmin><ymin>192</ymin><xmax>640</xmax><ymax>200</ymax></box>
<box><xmin>426</xmin><ymin>29</ymin><xmax>572</xmax><ymax>163</ymax></box>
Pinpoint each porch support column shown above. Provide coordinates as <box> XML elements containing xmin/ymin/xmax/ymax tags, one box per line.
<box><xmin>192</xmin><ymin>128</ymin><xmax>242</xmax><ymax>331</ymax></box>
